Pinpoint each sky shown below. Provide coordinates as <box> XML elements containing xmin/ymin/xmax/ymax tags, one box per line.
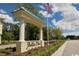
<box><xmin>0</xmin><ymin>3</ymin><xmax>79</xmax><ymax>36</ymax></box>
<box><xmin>0</xmin><ymin>3</ymin><xmax>16</xmax><ymax>16</ymax></box>
<box><xmin>0</xmin><ymin>3</ymin><xmax>17</xmax><ymax>24</ymax></box>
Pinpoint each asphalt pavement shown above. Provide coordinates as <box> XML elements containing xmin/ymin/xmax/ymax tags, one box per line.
<box><xmin>52</xmin><ymin>40</ymin><xmax>79</xmax><ymax>56</ymax></box>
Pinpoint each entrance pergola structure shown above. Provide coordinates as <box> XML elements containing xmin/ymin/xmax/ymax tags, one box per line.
<box><xmin>13</xmin><ymin>7</ymin><xmax>45</xmax><ymax>53</ymax></box>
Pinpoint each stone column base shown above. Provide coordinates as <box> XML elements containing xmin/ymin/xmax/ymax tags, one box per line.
<box><xmin>16</xmin><ymin>41</ymin><xmax>27</xmax><ymax>54</ymax></box>
<box><xmin>40</xmin><ymin>40</ymin><xmax>44</xmax><ymax>47</ymax></box>
<box><xmin>0</xmin><ymin>36</ymin><xmax>1</xmax><ymax>44</ymax></box>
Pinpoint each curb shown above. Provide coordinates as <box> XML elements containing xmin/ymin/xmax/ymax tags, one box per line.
<box><xmin>51</xmin><ymin>41</ymin><xmax>68</xmax><ymax>56</ymax></box>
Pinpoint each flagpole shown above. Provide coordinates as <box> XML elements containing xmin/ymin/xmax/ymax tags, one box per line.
<box><xmin>47</xmin><ymin>16</ymin><xmax>49</xmax><ymax>45</ymax></box>
<box><xmin>43</xmin><ymin>3</ymin><xmax>53</xmax><ymax>45</ymax></box>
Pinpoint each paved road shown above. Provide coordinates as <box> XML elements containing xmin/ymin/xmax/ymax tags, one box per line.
<box><xmin>0</xmin><ymin>44</ymin><xmax>16</xmax><ymax>49</ymax></box>
<box><xmin>52</xmin><ymin>40</ymin><xmax>79</xmax><ymax>56</ymax></box>
<box><xmin>63</xmin><ymin>40</ymin><xmax>79</xmax><ymax>56</ymax></box>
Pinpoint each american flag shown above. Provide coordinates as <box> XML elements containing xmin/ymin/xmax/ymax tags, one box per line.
<box><xmin>43</xmin><ymin>3</ymin><xmax>53</xmax><ymax>13</ymax></box>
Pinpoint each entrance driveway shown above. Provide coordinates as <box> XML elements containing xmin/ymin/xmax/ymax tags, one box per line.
<box><xmin>63</xmin><ymin>40</ymin><xmax>79</xmax><ymax>56</ymax></box>
<box><xmin>52</xmin><ymin>40</ymin><xmax>79</xmax><ymax>56</ymax></box>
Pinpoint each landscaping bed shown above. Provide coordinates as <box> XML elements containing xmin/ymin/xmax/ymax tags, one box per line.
<box><xmin>0</xmin><ymin>47</ymin><xmax>16</xmax><ymax>56</ymax></box>
<box><xmin>0</xmin><ymin>40</ymin><xmax>65</xmax><ymax>56</ymax></box>
<box><xmin>20</xmin><ymin>40</ymin><xmax>65</xmax><ymax>56</ymax></box>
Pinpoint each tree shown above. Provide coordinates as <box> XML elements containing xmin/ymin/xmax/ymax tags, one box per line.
<box><xmin>52</xmin><ymin>28</ymin><xmax>62</xmax><ymax>39</ymax></box>
<box><xmin>25</xmin><ymin>23</ymin><xmax>39</xmax><ymax>40</ymax></box>
<box><xmin>15</xmin><ymin>3</ymin><xmax>43</xmax><ymax>20</ymax></box>
<box><xmin>12</xmin><ymin>24</ymin><xmax>19</xmax><ymax>40</ymax></box>
<box><xmin>2</xmin><ymin>23</ymin><xmax>19</xmax><ymax>41</ymax></box>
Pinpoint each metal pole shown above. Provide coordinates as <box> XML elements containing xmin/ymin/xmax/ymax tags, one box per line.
<box><xmin>47</xmin><ymin>17</ymin><xmax>49</xmax><ymax>45</ymax></box>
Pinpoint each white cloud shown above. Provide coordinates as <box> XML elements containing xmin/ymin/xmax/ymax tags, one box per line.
<box><xmin>51</xmin><ymin>19</ymin><xmax>57</xmax><ymax>26</ymax></box>
<box><xmin>51</xmin><ymin>3</ymin><xmax>79</xmax><ymax>36</ymax></box>
<box><xmin>0</xmin><ymin>9</ymin><xmax>16</xmax><ymax>24</ymax></box>
<box><xmin>50</xmin><ymin>4</ymin><xmax>59</xmax><ymax>13</ymax></box>
<box><xmin>39</xmin><ymin>5</ymin><xmax>45</xmax><ymax>10</ymax></box>
<box><xmin>39</xmin><ymin>10</ymin><xmax>52</xmax><ymax>18</ymax></box>
<box><xmin>62</xmin><ymin>32</ymin><xmax>79</xmax><ymax>37</ymax></box>
<box><xmin>0</xmin><ymin>9</ymin><xmax>7</xmax><ymax>14</ymax></box>
<box><xmin>39</xmin><ymin>10</ymin><xmax>48</xmax><ymax>17</ymax></box>
<box><xmin>0</xmin><ymin>14</ymin><xmax>14</xmax><ymax>24</ymax></box>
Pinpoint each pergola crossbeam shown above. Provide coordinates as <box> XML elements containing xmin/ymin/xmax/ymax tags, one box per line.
<box><xmin>13</xmin><ymin>7</ymin><xmax>44</xmax><ymax>28</ymax></box>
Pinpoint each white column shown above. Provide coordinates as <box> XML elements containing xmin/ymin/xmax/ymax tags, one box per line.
<box><xmin>0</xmin><ymin>35</ymin><xmax>1</xmax><ymax>44</ymax></box>
<box><xmin>40</xmin><ymin>28</ymin><xmax>43</xmax><ymax>40</ymax></box>
<box><xmin>16</xmin><ymin>21</ymin><xmax>28</xmax><ymax>54</ymax></box>
<box><xmin>40</xmin><ymin>28</ymin><xmax>44</xmax><ymax>47</ymax></box>
<box><xmin>0</xmin><ymin>23</ymin><xmax>3</xmax><ymax>44</ymax></box>
<box><xmin>19</xmin><ymin>21</ymin><xmax>25</xmax><ymax>42</ymax></box>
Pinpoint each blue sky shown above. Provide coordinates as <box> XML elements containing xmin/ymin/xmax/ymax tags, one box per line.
<box><xmin>0</xmin><ymin>3</ymin><xmax>79</xmax><ymax>36</ymax></box>
<box><xmin>0</xmin><ymin>3</ymin><xmax>79</xmax><ymax>22</ymax></box>
<box><xmin>0</xmin><ymin>3</ymin><xmax>64</xmax><ymax>26</ymax></box>
<box><xmin>32</xmin><ymin>3</ymin><xmax>64</xmax><ymax>27</ymax></box>
<box><xmin>0</xmin><ymin>3</ymin><xmax>63</xmax><ymax>27</ymax></box>
<box><xmin>0</xmin><ymin>3</ymin><xmax>16</xmax><ymax>16</ymax></box>
<box><xmin>0</xmin><ymin>3</ymin><xmax>78</xmax><ymax>26</ymax></box>
<box><xmin>72</xmin><ymin>4</ymin><xmax>79</xmax><ymax>10</ymax></box>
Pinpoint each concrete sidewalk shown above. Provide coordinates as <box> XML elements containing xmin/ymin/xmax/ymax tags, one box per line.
<box><xmin>0</xmin><ymin>44</ymin><xmax>16</xmax><ymax>49</ymax></box>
